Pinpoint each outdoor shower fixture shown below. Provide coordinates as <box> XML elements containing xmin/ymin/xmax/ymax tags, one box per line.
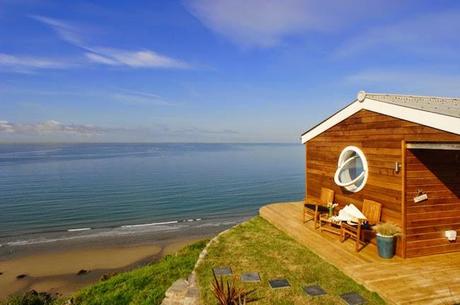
<box><xmin>445</xmin><ymin>230</ymin><xmax>457</xmax><ymax>242</ymax></box>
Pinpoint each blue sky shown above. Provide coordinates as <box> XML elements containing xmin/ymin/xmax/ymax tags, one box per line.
<box><xmin>1</xmin><ymin>0</ymin><xmax>459</xmax><ymax>143</ymax></box>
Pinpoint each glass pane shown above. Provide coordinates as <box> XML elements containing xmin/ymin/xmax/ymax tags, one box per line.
<box><xmin>348</xmin><ymin>152</ymin><xmax>363</xmax><ymax>180</ymax></box>
<box><xmin>339</xmin><ymin>152</ymin><xmax>364</xmax><ymax>185</ymax></box>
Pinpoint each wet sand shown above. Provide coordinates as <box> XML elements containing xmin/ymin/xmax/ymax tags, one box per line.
<box><xmin>0</xmin><ymin>235</ymin><xmax>209</xmax><ymax>300</ymax></box>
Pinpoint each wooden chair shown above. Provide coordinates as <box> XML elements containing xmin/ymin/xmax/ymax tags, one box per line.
<box><xmin>303</xmin><ymin>187</ymin><xmax>335</xmax><ymax>229</ymax></box>
<box><xmin>340</xmin><ymin>199</ymin><xmax>382</xmax><ymax>252</ymax></box>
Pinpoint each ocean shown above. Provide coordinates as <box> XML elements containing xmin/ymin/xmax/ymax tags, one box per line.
<box><xmin>0</xmin><ymin>143</ymin><xmax>304</xmax><ymax>247</ymax></box>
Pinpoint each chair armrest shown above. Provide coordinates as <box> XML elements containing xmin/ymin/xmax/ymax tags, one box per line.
<box><xmin>305</xmin><ymin>195</ymin><xmax>321</xmax><ymax>205</ymax></box>
<box><xmin>305</xmin><ymin>203</ymin><xmax>329</xmax><ymax>213</ymax></box>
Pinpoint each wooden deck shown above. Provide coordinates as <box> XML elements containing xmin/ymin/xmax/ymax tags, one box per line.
<box><xmin>260</xmin><ymin>201</ymin><xmax>460</xmax><ymax>305</ymax></box>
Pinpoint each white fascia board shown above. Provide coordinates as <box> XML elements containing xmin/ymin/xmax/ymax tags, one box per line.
<box><xmin>301</xmin><ymin>101</ymin><xmax>362</xmax><ymax>143</ymax></box>
<box><xmin>301</xmin><ymin>97</ymin><xmax>460</xmax><ymax>144</ymax></box>
<box><xmin>363</xmin><ymin>98</ymin><xmax>460</xmax><ymax>136</ymax></box>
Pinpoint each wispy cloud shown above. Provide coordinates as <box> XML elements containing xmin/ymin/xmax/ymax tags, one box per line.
<box><xmin>185</xmin><ymin>0</ymin><xmax>388</xmax><ymax>48</ymax></box>
<box><xmin>0</xmin><ymin>53</ymin><xmax>74</xmax><ymax>73</ymax></box>
<box><xmin>112</xmin><ymin>90</ymin><xmax>178</xmax><ymax>106</ymax></box>
<box><xmin>2</xmin><ymin>86</ymin><xmax>179</xmax><ymax>107</ymax></box>
<box><xmin>9</xmin><ymin>15</ymin><xmax>192</xmax><ymax>71</ymax></box>
<box><xmin>0</xmin><ymin>120</ymin><xmax>105</xmax><ymax>136</ymax></box>
<box><xmin>336</xmin><ymin>10</ymin><xmax>460</xmax><ymax>58</ymax></box>
<box><xmin>30</xmin><ymin>15</ymin><xmax>84</xmax><ymax>45</ymax></box>
<box><xmin>345</xmin><ymin>69</ymin><xmax>460</xmax><ymax>96</ymax></box>
<box><xmin>85</xmin><ymin>48</ymin><xmax>190</xmax><ymax>69</ymax></box>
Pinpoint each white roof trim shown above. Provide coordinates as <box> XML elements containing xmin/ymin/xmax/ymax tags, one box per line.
<box><xmin>301</xmin><ymin>100</ymin><xmax>361</xmax><ymax>143</ymax></box>
<box><xmin>301</xmin><ymin>97</ymin><xmax>460</xmax><ymax>143</ymax></box>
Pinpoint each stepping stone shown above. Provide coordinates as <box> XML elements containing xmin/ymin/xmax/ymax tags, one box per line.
<box><xmin>303</xmin><ymin>285</ymin><xmax>326</xmax><ymax>296</ymax></box>
<box><xmin>340</xmin><ymin>292</ymin><xmax>366</xmax><ymax>305</ymax></box>
<box><xmin>212</xmin><ymin>266</ymin><xmax>232</xmax><ymax>277</ymax></box>
<box><xmin>268</xmin><ymin>278</ymin><xmax>290</xmax><ymax>289</ymax></box>
<box><xmin>240</xmin><ymin>272</ymin><xmax>261</xmax><ymax>282</ymax></box>
<box><xmin>165</xmin><ymin>279</ymin><xmax>188</xmax><ymax>298</ymax></box>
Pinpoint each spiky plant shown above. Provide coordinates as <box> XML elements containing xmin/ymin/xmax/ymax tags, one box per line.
<box><xmin>373</xmin><ymin>222</ymin><xmax>401</xmax><ymax>237</ymax></box>
<box><xmin>211</xmin><ymin>273</ymin><xmax>257</xmax><ymax>305</ymax></box>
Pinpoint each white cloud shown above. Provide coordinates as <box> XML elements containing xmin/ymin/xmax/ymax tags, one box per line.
<box><xmin>336</xmin><ymin>10</ymin><xmax>460</xmax><ymax>58</ymax></box>
<box><xmin>0</xmin><ymin>53</ymin><xmax>73</xmax><ymax>72</ymax></box>
<box><xmin>0</xmin><ymin>119</ymin><xmax>241</xmax><ymax>142</ymax></box>
<box><xmin>185</xmin><ymin>0</ymin><xmax>387</xmax><ymax>48</ymax></box>
<box><xmin>0</xmin><ymin>120</ymin><xmax>105</xmax><ymax>136</ymax></box>
<box><xmin>0</xmin><ymin>120</ymin><xmax>15</xmax><ymax>133</ymax></box>
<box><xmin>85</xmin><ymin>48</ymin><xmax>190</xmax><ymax>69</ymax></box>
<box><xmin>345</xmin><ymin>70</ymin><xmax>460</xmax><ymax>97</ymax></box>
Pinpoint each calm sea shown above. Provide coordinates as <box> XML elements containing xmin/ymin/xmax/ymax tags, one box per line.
<box><xmin>0</xmin><ymin>143</ymin><xmax>304</xmax><ymax>246</ymax></box>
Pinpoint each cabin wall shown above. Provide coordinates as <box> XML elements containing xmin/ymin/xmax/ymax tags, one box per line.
<box><xmin>405</xmin><ymin>149</ymin><xmax>460</xmax><ymax>257</ymax></box>
<box><xmin>305</xmin><ymin>109</ymin><xmax>460</xmax><ymax>257</ymax></box>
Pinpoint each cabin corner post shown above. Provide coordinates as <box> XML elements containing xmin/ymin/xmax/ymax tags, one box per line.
<box><xmin>305</xmin><ymin>142</ymin><xmax>308</xmax><ymax>202</ymax></box>
<box><xmin>401</xmin><ymin>140</ymin><xmax>407</xmax><ymax>258</ymax></box>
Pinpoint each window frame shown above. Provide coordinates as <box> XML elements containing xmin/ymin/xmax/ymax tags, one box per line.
<box><xmin>334</xmin><ymin>146</ymin><xmax>368</xmax><ymax>192</ymax></box>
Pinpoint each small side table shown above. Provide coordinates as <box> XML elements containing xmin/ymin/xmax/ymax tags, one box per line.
<box><xmin>319</xmin><ymin>215</ymin><xmax>342</xmax><ymax>235</ymax></box>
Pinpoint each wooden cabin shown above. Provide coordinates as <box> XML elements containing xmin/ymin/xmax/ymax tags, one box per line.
<box><xmin>301</xmin><ymin>91</ymin><xmax>460</xmax><ymax>258</ymax></box>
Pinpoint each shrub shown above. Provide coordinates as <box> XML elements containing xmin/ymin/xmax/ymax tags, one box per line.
<box><xmin>2</xmin><ymin>290</ymin><xmax>56</xmax><ymax>305</ymax></box>
<box><xmin>373</xmin><ymin>222</ymin><xmax>401</xmax><ymax>237</ymax></box>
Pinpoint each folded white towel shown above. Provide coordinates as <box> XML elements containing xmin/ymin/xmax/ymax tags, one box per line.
<box><xmin>332</xmin><ymin>203</ymin><xmax>367</xmax><ymax>222</ymax></box>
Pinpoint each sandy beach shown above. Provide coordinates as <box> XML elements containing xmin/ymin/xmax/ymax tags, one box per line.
<box><xmin>0</xmin><ymin>234</ymin><xmax>210</xmax><ymax>300</ymax></box>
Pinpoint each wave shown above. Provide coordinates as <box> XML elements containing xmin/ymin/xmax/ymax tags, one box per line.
<box><xmin>121</xmin><ymin>221</ymin><xmax>178</xmax><ymax>228</ymax></box>
<box><xmin>67</xmin><ymin>227</ymin><xmax>92</xmax><ymax>232</ymax></box>
<box><xmin>0</xmin><ymin>216</ymin><xmax>241</xmax><ymax>247</ymax></box>
<box><xmin>119</xmin><ymin>218</ymin><xmax>203</xmax><ymax>229</ymax></box>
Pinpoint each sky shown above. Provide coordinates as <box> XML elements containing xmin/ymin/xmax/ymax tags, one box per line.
<box><xmin>1</xmin><ymin>0</ymin><xmax>459</xmax><ymax>143</ymax></box>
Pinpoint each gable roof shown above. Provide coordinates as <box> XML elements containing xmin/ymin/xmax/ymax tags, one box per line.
<box><xmin>301</xmin><ymin>91</ymin><xmax>460</xmax><ymax>143</ymax></box>
<box><xmin>363</xmin><ymin>93</ymin><xmax>460</xmax><ymax>118</ymax></box>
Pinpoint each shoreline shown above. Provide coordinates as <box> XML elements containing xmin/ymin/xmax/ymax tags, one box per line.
<box><xmin>0</xmin><ymin>219</ymin><xmax>239</xmax><ymax>300</ymax></box>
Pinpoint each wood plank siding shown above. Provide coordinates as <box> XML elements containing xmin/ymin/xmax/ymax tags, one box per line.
<box><xmin>305</xmin><ymin>109</ymin><xmax>460</xmax><ymax>257</ymax></box>
<box><xmin>405</xmin><ymin>149</ymin><xmax>460</xmax><ymax>257</ymax></box>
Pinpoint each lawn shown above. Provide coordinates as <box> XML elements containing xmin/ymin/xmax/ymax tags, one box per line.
<box><xmin>196</xmin><ymin>216</ymin><xmax>386</xmax><ymax>305</ymax></box>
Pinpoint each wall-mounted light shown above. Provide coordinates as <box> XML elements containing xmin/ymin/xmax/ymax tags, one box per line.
<box><xmin>394</xmin><ymin>162</ymin><xmax>401</xmax><ymax>173</ymax></box>
<box><xmin>445</xmin><ymin>230</ymin><xmax>457</xmax><ymax>242</ymax></box>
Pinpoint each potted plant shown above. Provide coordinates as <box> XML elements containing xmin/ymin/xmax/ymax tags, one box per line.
<box><xmin>373</xmin><ymin>222</ymin><xmax>401</xmax><ymax>259</ymax></box>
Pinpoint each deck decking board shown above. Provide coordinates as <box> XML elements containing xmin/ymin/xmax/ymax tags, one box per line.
<box><xmin>260</xmin><ymin>201</ymin><xmax>460</xmax><ymax>305</ymax></box>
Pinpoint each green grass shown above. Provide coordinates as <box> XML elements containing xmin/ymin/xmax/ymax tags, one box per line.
<box><xmin>196</xmin><ymin>216</ymin><xmax>386</xmax><ymax>305</ymax></box>
<box><xmin>71</xmin><ymin>239</ymin><xmax>207</xmax><ymax>305</ymax></box>
<box><xmin>4</xmin><ymin>217</ymin><xmax>388</xmax><ymax>305</ymax></box>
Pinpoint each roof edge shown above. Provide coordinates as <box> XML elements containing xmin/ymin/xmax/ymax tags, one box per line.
<box><xmin>301</xmin><ymin>94</ymin><xmax>460</xmax><ymax>143</ymax></box>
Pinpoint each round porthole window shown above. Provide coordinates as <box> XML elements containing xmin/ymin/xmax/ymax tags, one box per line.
<box><xmin>334</xmin><ymin>146</ymin><xmax>368</xmax><ymax>192</ymax></box>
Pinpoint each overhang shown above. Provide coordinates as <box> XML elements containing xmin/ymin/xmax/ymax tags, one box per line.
<box><xmin>301</xmin><ymin>91</ymin><xmax>460</xmax><ymax>144</ymax></box>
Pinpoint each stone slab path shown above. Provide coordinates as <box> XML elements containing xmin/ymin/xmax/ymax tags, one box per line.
<box><xmin>161</xmin><ymin>274</ymin><xmax>200</xmax><ymax>305</ymax></box>
<box><xmin>161</xmin><ymin>228</ymin><xmax>232</xmax><ymax>305</ymax></box>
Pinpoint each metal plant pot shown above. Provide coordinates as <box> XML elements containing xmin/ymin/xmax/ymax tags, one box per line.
<box><xmin>376</xmin><ymin>234</ymin><xmax>395</xmax><ymax>259</ymax></box>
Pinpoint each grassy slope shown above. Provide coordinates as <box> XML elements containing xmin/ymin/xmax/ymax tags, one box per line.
<box><xmin>72</xmin><ymin>240</ymin><xmax>207</xmax><ymax>305</ymax></box>
<box><xmin>196</xmin><ymin>217</ymin><xmax>386</xmax><ymax>305</ymax></box>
